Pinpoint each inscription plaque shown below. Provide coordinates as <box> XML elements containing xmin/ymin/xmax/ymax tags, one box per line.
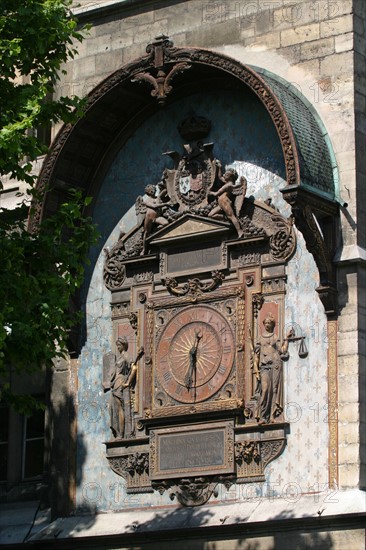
<box><xmin>150</xmin><ymin>422</ymin><xmax>234</xmax><ymax>480</ymax></box>
<box><xmin>167</xmin><ymin>244</ymin><xmax>221</xmax><ymax>273</ymax></box>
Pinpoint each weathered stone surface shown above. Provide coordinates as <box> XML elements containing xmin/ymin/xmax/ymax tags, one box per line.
<box><xmin>251</xmin><ymin>31</ymin><xmax>281</xmax><ymax>50</ymax></box>
<box><xmin>338</xmin><ymin>374</ymin><xmax>360</xmax><ymax>403</ymax></box>
<box><xmin>86</xmin><ymin>33</ymin><xmax>112</xmax><ymax>56</ymax></box>
<box><xmin>339</xmin><ymin>442</ymin><xmax>361</xmax><ymax>466</ymax></box>
<box><xmin>135</xmin><ymin>20</ymin><xmax>169</xmax><ymax>45</ymax></box>
<box><xmin>300</xmin><ymin>37</ymin><xmax>334</xmax><ymax>61</ymax></box>
<box><xmin>335</xmin><ymin>32</ymin><xmax>354</xmax><ymax>53</ymax></box>
<box><xmin>320</xmin><ymin>14</ymin><xmax>353</xmax><ymax>38</ymax></box>
<box><xmin>338</xmin><ymin>422</ymin><xmax>361</xmax><ymax>445</ymax></box>
<box><xmin>272</xmin><ymin>1</ymin><xmax>321</xmax><ymax>32</ymax></box>
<box><xmin>95</xmin><ymin>50</ymin><xmax>123</xmax><ymax>76</ymax></box>
<box><xmin>339</xmin><ymin>463</ymin><xmax>360</xmax><ymax>486</ymax></box>
<box><xmin>281</xmin><ymin>23</ymin><xmax>320</xmax><ymax>47</ymax></box>
<box><xmin>72</xmin><ymin>55</ymin><xmax>96</xmax><ymax>81</ymax></box>
<box><xmin>328</xmin><ymin>0</ymin><xmax>353</xmax><ymax>18</ymax></box>
<box><xmin>320</xmin><ymin>51</ymin><xmax>354</xmax><ymax>78</ymax></box>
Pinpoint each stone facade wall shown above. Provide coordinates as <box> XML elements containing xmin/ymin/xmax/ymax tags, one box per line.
<box><xmin>57</xmin><ymin>0</ymin><xmax>365</xmax><ymax>493</ymax></box>
<box><xmin>353</xmin><ymin>0</ymin><xmax>366</xmax><ymax>490</ymax></box>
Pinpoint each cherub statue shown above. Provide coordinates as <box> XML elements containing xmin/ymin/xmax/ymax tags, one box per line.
<box><xmin>208</xmin><ymin>163</ymin><xmax>247</xmax><ymax>238</ymax></box>
<box><xmin>136</xmin><ymin>179</ymin><xmax>177</xmax><ymax>255</ymax></box>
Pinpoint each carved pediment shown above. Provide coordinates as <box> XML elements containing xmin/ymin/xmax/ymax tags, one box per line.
<box><xmin>149</xmin><ymin>214</ymin><xmax>231</xmax><ymax>245</ymax></box>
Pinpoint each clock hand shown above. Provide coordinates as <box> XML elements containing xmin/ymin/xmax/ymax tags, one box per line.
<box><xmin>184</xmin><ymin>329</ymin><xmax>202</xmax><ymax>389</ymax></box>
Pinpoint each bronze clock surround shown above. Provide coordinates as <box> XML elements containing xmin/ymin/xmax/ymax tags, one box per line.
<box><xmin>103</xmin><ymin>112</ymin><xmax>299</xmax><ymax>506</ymax></box>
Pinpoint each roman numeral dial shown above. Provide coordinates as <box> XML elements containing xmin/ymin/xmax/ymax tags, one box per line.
<box><xmin>155</xmin><ymin>305</ymin><xmax>235</xmax><ymax>404</ymax></box>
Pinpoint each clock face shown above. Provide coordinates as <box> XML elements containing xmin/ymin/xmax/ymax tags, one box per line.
<box><xmin>155</xmin><ymin>305</ymin><xmax>235</xmax><ymax>404</ymax></box>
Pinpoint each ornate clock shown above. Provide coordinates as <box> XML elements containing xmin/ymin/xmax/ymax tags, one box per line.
<box><xmin>103</xmin><ymin>114</ymin><xmax>298</xmax><ymax>505</ymax></box>
<box><xmin>155</xmin><ymin>305</ymin><xmax>235</xmax><ymax>404</ymax></box>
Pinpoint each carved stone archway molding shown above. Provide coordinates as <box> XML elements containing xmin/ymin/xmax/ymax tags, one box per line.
<box><xmin>32</xmin><ymin>36</ymin><xmax>339</xmax><ymax>314</ymax></box>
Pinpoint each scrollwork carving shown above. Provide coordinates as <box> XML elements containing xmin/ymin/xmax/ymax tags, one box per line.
<box><xmin>163</xmin><ymin>270</ymin><xmax>225</xmax><ymax>297</ymax></box>
<box><xmin>261</xmin><ymin>440</ymin><xmax>285</xmax><ymax>467</ymax></box>
<box><xmin>152</xmin><ymin>477</ymin><xmax>219</xmax><ymax>507</ymax></box>
<box><xmin>107</xmin><ymin>452</ymin><xmax>150</xmax><ymax>492</ymax></box>
<box><xmin>237</xmin><ymin>215</ymin><xmax>267</xmax><ymax>238</ymax></box>
<box><xmin>103</xmin><ymin>228</ymin><xmax>144</xmax><ymax>290</ymax></box>
<box><xmin>269</xmin><ymin>215</ymin><xmax>296</xmax><ymax>261</ymax></box>
<box><xmin>108</xmin><ymin>456</ymin><xmax>129</xmax><ymax>479</ymax></box>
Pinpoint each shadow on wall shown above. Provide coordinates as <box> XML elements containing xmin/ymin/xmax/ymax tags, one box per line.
<box><xmin>45</xmin><ymin>364</ymin><xmax>97</xmax><ymax>530</ymax></box>
<box><xmin>111</xmin><ymin>508</ymin><xmax>335</xmax><ymax>550</ymax></box>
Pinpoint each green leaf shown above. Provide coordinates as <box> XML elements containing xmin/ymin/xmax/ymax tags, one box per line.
<box><xmin>0</xmin><ymin>1</ymin><xmax>97</xmax><ymax>411</ymax></box>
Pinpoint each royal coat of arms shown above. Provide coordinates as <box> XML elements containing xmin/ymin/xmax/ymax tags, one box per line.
<box><xmin>163</xmin><ymin>142</ymin><xmax>217</xmax><ymax>208</ymax></box>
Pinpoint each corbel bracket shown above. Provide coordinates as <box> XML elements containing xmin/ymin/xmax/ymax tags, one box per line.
<box><xmin>281</xmin><ymin>185</ymin><xmax>339</xmax><ymax>316</ymax></box>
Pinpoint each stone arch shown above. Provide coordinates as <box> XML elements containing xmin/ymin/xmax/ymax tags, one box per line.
<box><xmin>33</xmin><ymin>39</ymin><xmax>339</xmax><ymax>314</ymax></box>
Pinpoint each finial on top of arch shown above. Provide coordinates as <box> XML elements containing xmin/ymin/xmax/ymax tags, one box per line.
<box><xmin>146</xmin><ymin>35</ymin><xmax>173</xmax><ymax>68</ymax></box>
<box><xmin>132</xmin><ymin>35</ymin><xmax>191</xmax><ymax>106</ymax></box>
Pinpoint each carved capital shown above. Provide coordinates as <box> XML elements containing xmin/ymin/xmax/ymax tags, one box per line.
<box><xmin>235</xmin><ymin>436</ymin><xmax>286</xmax><ymax>482</ymax></box>
<box><xmin>108</xmin><ymin>452</ymin><xmax>149</xmax><ymax>479</ymax></box>
<box><xmin>235</xmin><ymin>441</ymin><xmax>261</xmax><ymax>465</ymax></box>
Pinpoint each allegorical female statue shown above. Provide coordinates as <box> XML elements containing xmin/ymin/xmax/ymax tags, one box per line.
<box><xmin>106</xmin><ymin>337</ymin><xmax>144</xmax><ymax>439</ymax></box>
<box><xmin>250</xmin><ymin>314</ymin><xmax>294</xmax><ymax>424</ymax></box>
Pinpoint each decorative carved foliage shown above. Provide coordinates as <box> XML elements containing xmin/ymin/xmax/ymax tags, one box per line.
<box><xmin>252</xmin><ymin>293</ymin><xmax>264</xmax><ymax>317</ymax></box>
<box><xmin>238</xmin><ymin>215</ymin><xmax>267</xmax><ymax>238</ymax></box>
<box><xmin>261</xmin><ymin>440</ymin><xmax>286</xmax><ymax>467</ymax></box>
<box><xmin>103</xmin><ymin>228</ymin><xmax>144</xmax><ymax>290</ymax></box>
<box><xmin>111</xmin><ymin>302</ymin><xmax>130</xmax><ymax>319</ymax></box>
<box><xmin>128</xmin><ymin>312</ymin><xmax>138</xmax><ymax>332</ymax></box>
<box><xmin>163</xmin><ymin>270</ymin><xmax>225</xmax><ymax>297</ymax></box>
<box><xmin>235</xmin><ymin>441</ymin><xmax>261</xmax><ymax>465</ymax></box>
<box><xmin>132</xmin><ymin>35</ymin><xmax>191</xmax><ymax>105</ymax></box>
<box><xmin>234</xmin><ymin>437</ymin><xmax>286</xmax><ymax>482</ymax></box>
<box><xmin>152</xmin><ymin>477</ymin><xmax>220</xmax><ymax>507</ymax></box>
<box><xmin>108</xmin><ymin>456</ymin><xmax>129</xmax><ymax>479</ymax></box>
<box><xmin>133</xmin><ymin>271</ymin><xmax>154</xmax><ymax>284</ymax></box>
<box><xmin>103</xmin><ymin>251</ymin><xmax>126</xmax><ymax>290</ymax></box>
<box><xmin>107</xmin><ymin>452</ymin><xmax>150</xmax><ymax>492</ymax></box>
<box><xmin>238</xmin><ymin>252</ymin><xmax>261</xmax><ymax>266</ymax></box>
